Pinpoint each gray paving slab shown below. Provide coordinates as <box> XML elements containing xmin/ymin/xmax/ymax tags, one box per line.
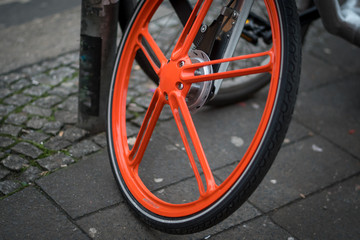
<box><xmin>36</xmin><ymin>150</ymin><xmax>122</xmax><ymax>219</ymax></box>
<box><xmin>272</xmin><ymin>175</ymin><xmax>360</xmax><ymax>240</ymax></box>
<box><xmin>135</xmin><ymin>131</ymin><xmax>196</xmax><ymax>191</ymax></box>
<box><xmin>294</xmin><ymin>76</ymin><xmax>360</xmax><ymax>158</ymax></box>
<box><xmin>156</xmin><ymin>90</ymin><xmax>269</xmax><ymax>172</ymax></box>
<box><xmin>298</xmin><ymin>53</ymin><xmax>343</xmax><ymax>92</ymax></box>
<box><xmin>0</xmin><ymin>187</ymin><xmax>88</xmax><ymax>240</ymax></box>
<box><xmin>303</xmin><ymin>20</ymin><xmax>360</xmax><ymax>75</ymax></box>
<box><xmin>77</xmin><ymin>203</ymin><xmax>163</xmax><ymax>239</ymax></box>
<box><xmin>76</xmin><ymin>201</ymin><xmax>261</xmax><ymax>240</ymax></box>
<box><xmin>282</xmin><ymin>120</ymin><xmax>312</xmax><ymax>145</ymax></box>
<box><xmin>248</xmin><ymin>135</ymin><xmax>358</xmax><ymax>212</ymax></box>
<box><xmin>210</xmin><ymin>216</ymin><xmax>295</xmax><ymax>240</ymax></box>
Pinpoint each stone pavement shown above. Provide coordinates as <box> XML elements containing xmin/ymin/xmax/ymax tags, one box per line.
<box><xmin>1</xmin><ymin>18</ymin><xmax>360</xmax><ymax>240</ymax></box>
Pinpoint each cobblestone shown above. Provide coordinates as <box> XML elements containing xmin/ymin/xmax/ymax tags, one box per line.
<box><xmin>30</xmin><ymin>74</ymin><xmax>53</xmax><ymax>86</ymax></box>
<box><xmin>12</xmin><ymin>142</ymin><xmax>43</xmax><ymax>159</ymax></box>
<box><xmin>49</xmin><ymin>67</ymin><xmax>75</xmax><ymax>84</ymax></box>
<box><xmin>38</xmin><ymin>59</ymin><xmax>61</xmax><ymax>70</ymax></box>
<box><xmin>57</xmin><ymin>96</ymin><xmax>78</xmax><ymax>112</ymax></box>
<box><xmin>0</xmin><ymin>52</ymin><xmax>84</xmax><ymax>196</ymax></box>
<box><xmin>9</xmin><ymin>79</ymin><xmax>32</xmax><ymax>91</ymax></box>
<box><xmin>54</xmin><ymin>110</ymin><xmax>77</xmax><ymax>124</ymax></box>
<box><xmin>1</xmin><ymin>155</ymin><xmax>29</xmax><ymax>171</ymax></box>
<box><xmin>0</xmin><ymin>136</ymin><xmax>15</xmax><ymax>148</ymax></box>
<box><xmin>0</xmin><ymin>167</ymin><xmax>10</xmax><ymax>180</ymax></box>
<box><xmin>127</xmin><ymin>103</ymin><xmax>145</xmax><ymax>113</ymax></box>
<box><xmin>0</xmin><ymin>89</ymin><xmax>12</xmax><ymax>99</ymax></box>
<box><xmin>126</xmin><ymin>123</ymin><xmax>140</xmax><ymax>137</ymax></box>
<box><xmin>134</xmin><ymin>96</ymin><xmax>152</xmax><ymax>109</ymax></box>
<box><xmin>44</xmin><ymin>136</ymin><xmax>71</xmax><ymax>151</ymax></box>
<box><xmin>60</xmin><ymin>81</ymin><xmax>78</xmax><ymax>94</ymax></box>
<box><xmin>26</xmin><ymin>116</ymin><xmax>47</xmax><ymax>129</ymax></box>
<box><xmin>42</xmin><ymin>121</ymin><xmax>63</xmax><ymax>135</ymax></box>
<box><xmin>63</xmin><ymin>127</ymin><xmax>88</xmax><ymax>142</ymax></box>
<box><xmin>131</xmin><ymin>116</ymin><xmax>145</xmax><ymax>127</ymax></box>
<box><xmin>33</xmin><ymin>95</ymin><xmax>62</xmax><ymax>108</ymax></box>
<box><xmin>0</xmin><ymin>180</ymin><xmax>21</xmax><ymax>195</ymax></box>
<box><xmin>0</xmin><ymin>73</ymin><xmax>26</xmax><ymax>85</ymax></box>
<box><xmin>37</xmin><ymin>153</ymin><xmax>74</xmax><ymax>171</ymax></box>
<box><xmin>92</xmin><ymin>132</ymin><xmax>107</xmax><ymax>148</ymax></box>
<box><xmin>21</xmin><ymin>131</ymin><xmax>49</xmax><ymax>143</ymax></box>
<box><xmin>20</xmin><ymin>166</ymin><xmax>42</xmax><ymax>183</ymax></box>
<box><xmin>0</xmin><ymin>124</ymin><xmax>22</xmax><ymax>137</ymax></box>
<box><xmin>5</xmin><ymin>113</ymin><xmax>28</xmax><ymax>125</ymax></box>
<box><xmin>48</xmin><ymin>86</ymin><xmax>72</xmax><ymax>98</ymax></box>
<box><xmin>23</xmin><ymin>105</ymin><xmax>52</xmax><ymax>117</ymax></box>
<box><xmin>69</xmin><ymin>140</ymin><xmax>101</xmax><ymax>158</ymax></box>
<box><xmin>0</xmin><ymin>105</ymin><xmax>15</xmax><ymax>116</ymax></box>
<box><xmin>3</xmin><ymin>94</ymin><xmax>32</xmax><ymax>107</ymax></box>
<box><xmin>23</xmin><ymin>85</ymin><xmax>51</xmax><ymax>97</ymax></box>
<box><xmin>21</xmin><ymin>64</ymin><xmax>47</xmax><ymax>76</ymax></box>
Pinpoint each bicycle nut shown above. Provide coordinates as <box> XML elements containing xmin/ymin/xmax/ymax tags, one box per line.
<box><xmin>200</xmin><ymin>24</ymin><xmax>207</xmax><ymax>33</ymax></box>
<box><xmin>177</xmin><ymin>82</ymin><xmax>184</xmax><ymax>90</ymax></box>
<box><xmin>232</xmin><ymin>11</ymin><xmax>238</xmax><ymax>19</ymax></box>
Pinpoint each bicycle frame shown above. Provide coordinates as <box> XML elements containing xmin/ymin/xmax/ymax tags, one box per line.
<box><xmin>299</xmin><ymin>0</ymin><xmax>360</xmax><ymax>47</ymax></box>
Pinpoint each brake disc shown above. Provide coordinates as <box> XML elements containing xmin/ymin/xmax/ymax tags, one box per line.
<box><xmin>186</xmin><ymin>50</ymin><xmax>214</xmax><ymax>113</ymax></box>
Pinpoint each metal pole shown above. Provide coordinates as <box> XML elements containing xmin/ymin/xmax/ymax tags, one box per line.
<box><xmin>78</xmin><ymin>0</ymin><xmax>119</xmax><ymax>133</ymax></box>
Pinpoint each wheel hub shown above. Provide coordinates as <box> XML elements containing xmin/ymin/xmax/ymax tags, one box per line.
<box><xmin>186</xmin><ymin>50</ymin><xmax>213</xmax><ymax>113</ymax></box>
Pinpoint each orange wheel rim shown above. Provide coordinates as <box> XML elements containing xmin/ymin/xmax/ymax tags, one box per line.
<box><xmin>111</xmin><ymin>0</ymin><xmax>282</xmax><ymax>217</ymax></box>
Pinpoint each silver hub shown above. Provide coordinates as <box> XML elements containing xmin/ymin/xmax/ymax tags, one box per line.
<box><xmin>186</xmin><ymin>50</ymin><xmax>213</xmax><ymax>113</ymax></box>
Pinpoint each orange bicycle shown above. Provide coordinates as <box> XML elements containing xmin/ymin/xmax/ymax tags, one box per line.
<box><xmin>107</xmin><ymin>0</ymin><xmax>301</xmax><ymax>234</ymax></box>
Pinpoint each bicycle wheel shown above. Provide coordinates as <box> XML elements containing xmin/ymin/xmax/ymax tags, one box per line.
<box><xmin>108</xmin><ymin>0</ymin><xmax>301</xmax><ymax>234</ymax></box>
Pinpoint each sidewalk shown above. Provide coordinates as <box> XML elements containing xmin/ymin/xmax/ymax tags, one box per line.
<box><xmin>1</xmin><ymin>20</ymin><xmax>360</xmax><ymax>239</ymax></box>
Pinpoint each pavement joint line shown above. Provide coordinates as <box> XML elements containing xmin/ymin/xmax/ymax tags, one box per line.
<box><xmin>268</xmin><ymin>214</ymin><xmax>301</xmax><ymax>240</ymax></box>
<box><xmin>292</xmin><ymin>118</ymin><xmax>360</xmax><ymax>162</ymax></box>
<box><xmin>33</xmin><ymin>182</ymin><xmax>92</xmax><ymax>239</ymax></box>
<box><xmin>250</xmin><ymin>172</ymin><xmax>360</xmax><ymax>217</ymax></box>
<box><xmin>72</xmin><ymin>201</ymin><xmax>125</xmax><ymax>222</ymax></box>
<box><xmin>299</xmin><ymin>72</ymin><xmax>360</xmax><ymax>95</ymax></box>
<box><xmin>209</xmin><ymin>213</ymin><xmax>296</xmax><ymax>239</ymax></box>
<box><xmin>265</xmin><ymin>173</ymin><xmax>360</xmax><ymax>240</ymax></box>
<box><xmin>240</xmin><ymin>172</ymin><xmax>360</xmax><ymax>239</ymax></box>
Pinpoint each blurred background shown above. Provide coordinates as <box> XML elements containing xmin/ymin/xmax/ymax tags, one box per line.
<box><xmin>0</xmin><ymin>0</ymin><xmax>81</xmax><ymax>74</ymax></box>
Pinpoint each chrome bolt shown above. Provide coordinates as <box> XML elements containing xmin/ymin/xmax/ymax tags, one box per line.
<box><xmin>178</xmin><ymin>61</ymin><xmax>185</xmax><ymax>67</ymax></box>
<box><xmin>232</xmin><ymin>11</ymin><xmax>238</xmax><ymax>19</ymax></box>
<box><xmin>177</xmin><ymin>82</ymin><xmax>184</xmax><ymax>90</ymax></box>
<box><xmin>200</xmin><ymin>24</ymin><xmax>207</xmax><ymax>33</ymax></box>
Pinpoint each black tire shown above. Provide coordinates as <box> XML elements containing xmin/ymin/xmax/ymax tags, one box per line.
<box><xmin>108</xmin><ymin>0</ymin><xmax>301</xmax><ymax>234</ymax></box>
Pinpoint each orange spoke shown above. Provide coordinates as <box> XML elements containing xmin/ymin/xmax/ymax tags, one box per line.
<box><xmin>169</xmin><ymin>93</ymin><xmax>217</xmax><ymax>196</ymax></box>
<box><xmin>129</xmin><ymin>88</ymin><xmax>164</xmax><ymax>167</ymax></box>
<box><xmin>181</xmin><ymin>50</ymin><xmax>274</xmax><ymax>83</ymax></box>
<box><xmin>138</xmin><ymin>29</ymin><xmax>168</xmax><ymax>74</ymax></box>
<box><xmin>171</xmin><ymin>0</ymin><xmax>213</xmax><ymax>60</ymax></box>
